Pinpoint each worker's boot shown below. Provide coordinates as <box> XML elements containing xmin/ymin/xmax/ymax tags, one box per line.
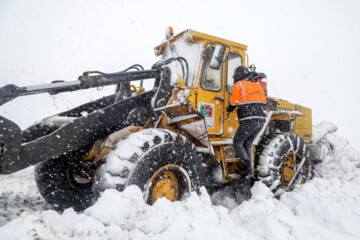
<box><xmin>236</xmin><ymin>166</ymin><xmax>252</xmax><ymax>179</ymax></box>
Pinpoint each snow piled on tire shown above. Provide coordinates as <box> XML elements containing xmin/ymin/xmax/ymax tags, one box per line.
<box><xmin>94</xmin><ymin>128</ymin><xmax>180</xmax><ymax>192</ymax></box>
<box><xmin>0</xmin><ymin>122</ymin><xmax>360</xmax><ymax>240</ymax></box>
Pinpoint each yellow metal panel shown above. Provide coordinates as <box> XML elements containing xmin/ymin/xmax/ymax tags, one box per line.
<box><xmin>295</xmin><ymin>106</ymin><xmax>312</xmax><ymax>141</ymax></box>
<box><xmin>270</xmin><ymin>97</ymin><xmax>313</xmax><ymax>141</ymax></box>
<box><xmin>196</xmin><ymin>86</ymin><xmax>224</xmax><ymax>135</ymax></box>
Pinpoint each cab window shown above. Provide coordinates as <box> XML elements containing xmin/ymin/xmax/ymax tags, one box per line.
<box><xmin>200</xmin><ymin>46</ymin><xmax>223</xmax><ymax>92</ymax></box>
<box><xmin>227</xmin><ymin>52</ymin><xmax>243</xmax><ymax>92</ymax></box>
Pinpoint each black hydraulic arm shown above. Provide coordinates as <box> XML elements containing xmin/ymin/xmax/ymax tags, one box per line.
<box><xmin>0</xmin><ymin>69</ymin><xmax>160</xmax><ymax>106</ymax></box>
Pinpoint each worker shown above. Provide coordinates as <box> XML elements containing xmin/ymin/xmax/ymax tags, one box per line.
<box><xmin>226</xmin><ymin>66</ymin><xmax>267</xmax><ymax>177</ymax></box>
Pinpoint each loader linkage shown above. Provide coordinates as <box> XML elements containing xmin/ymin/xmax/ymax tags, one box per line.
<box><xmin>0</xmin><ymin>66</ymin><xmax>171</xmax><ymax>174</ymax></box>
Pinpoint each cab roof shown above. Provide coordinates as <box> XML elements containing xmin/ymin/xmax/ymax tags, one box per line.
<box><xmin>154</xmin><ymin>29</ymin><xmax>248</xmax><ymax>56</ymax></box>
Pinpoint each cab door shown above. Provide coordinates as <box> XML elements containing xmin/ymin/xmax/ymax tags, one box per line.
<box><xmin>196</xmin><ymin>46</ymin><xmax>225</xmax><ymax>135</ymax></box>
<box><xmin>223</xmin><ymin>52</ymin><xmax>244</xmax><ymax>138</ymax></box>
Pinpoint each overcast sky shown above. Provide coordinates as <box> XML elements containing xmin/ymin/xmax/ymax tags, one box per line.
<box><xmin>0</xmin><ymin>0</ymin><xmax>359</xmax><ymax>151</ymax></box>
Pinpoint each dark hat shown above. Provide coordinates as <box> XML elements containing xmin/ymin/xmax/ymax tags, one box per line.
<box><xmin>233</xmin><ymin>66</ymin><xmax>250</xmax><ymax>81</ymax></box>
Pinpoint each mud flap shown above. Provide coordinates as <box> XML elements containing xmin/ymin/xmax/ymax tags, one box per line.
<box><xmin>0</xmin><ymin>116</ymin><xmax>22</xmax><ymax>174</ymax></box>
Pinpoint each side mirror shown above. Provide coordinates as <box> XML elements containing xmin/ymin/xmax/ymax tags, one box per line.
<box><xmin>209</xmin><ymin>45</ymin><xmax>226</xmax><ymax>70</ymax></box>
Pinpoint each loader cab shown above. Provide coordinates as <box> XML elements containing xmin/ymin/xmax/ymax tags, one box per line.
<box><xmin>154</xmin><ymin>29</ymin><xmax>248</xmax><ymax>138</ymax></box>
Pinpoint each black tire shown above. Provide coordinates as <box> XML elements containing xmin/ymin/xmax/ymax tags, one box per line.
<box><xmin>35</xmin><ymin>155</ymin><xmax>94</xmax><ymax>212</ymax></box>
<box><xmin>256</xmin><ymin>133</ymin><xmax>314</xmax><ymax>196</ymax></box>
<box><xmin>94</xmin><ymin>128</ymin><xmax>202</xmax><ymax>204</ymax></box>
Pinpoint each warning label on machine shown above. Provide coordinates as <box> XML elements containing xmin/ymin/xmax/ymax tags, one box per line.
<box><xmin>199</xmin><ymin>102</ymin><xmax>214</xmax><ymax>128</ymax></box>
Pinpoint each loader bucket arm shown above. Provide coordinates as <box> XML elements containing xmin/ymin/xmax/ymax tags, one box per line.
<box><xmin>0</xmin><ymin>69</ymin><xmax>160</xmax><ymax>106</ymax></box>
<box><xmin>21</xmin><ymin>90</ymin><xmax>155</xmax><ymax>173</ymax></box>
<box><xmin>0</xmin><ymin>67</ymin><xmax>173</xmax><ymax>174</ymax></box>
<box><xmin>0</xmin><ymin>90</ymin><xmax>157</xmax><ymax>174</ymax></box>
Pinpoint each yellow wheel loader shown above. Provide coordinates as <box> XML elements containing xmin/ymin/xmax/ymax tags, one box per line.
<box><xmin>0</xmin><ymin>29</ymin><xmax>330</xmax><ymax>211</ymax></box>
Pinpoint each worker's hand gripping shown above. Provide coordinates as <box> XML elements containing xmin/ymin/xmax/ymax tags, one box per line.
<box><xmin>225</xmin><ymin>104</ymin><xmax>234</xmax><ymax>120</ymax></box>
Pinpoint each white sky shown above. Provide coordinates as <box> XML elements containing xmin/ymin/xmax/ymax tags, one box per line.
<box><xmin>0</xmin><ymin>0</ymin><xmax>359</xmax><ymax>151</ymax></box>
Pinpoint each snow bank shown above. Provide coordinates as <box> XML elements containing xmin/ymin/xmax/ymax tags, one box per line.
<box><xmin>312</xmin><ymin>121</ymin><xmax>338</xmax><ymax>142</ymax></box>
<box><xmin>0</xmin><ymin>187</ymin><xmax>245</xmax><ymax>239</ymax></box>
<box><xmin>0</xmin><ymin>167</ymin><xmax>50</xmax><ymax>227</ymax></box>
<box><xmin>0</xmin><ymin>122</ymin><xmax>360</xmax><ymax>239</ymax></box>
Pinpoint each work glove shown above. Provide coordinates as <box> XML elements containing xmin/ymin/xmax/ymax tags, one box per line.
<box><xmin>226</xmin><ymin>104</ymin><xmax>235</xmax><ymax>115</ymax></box>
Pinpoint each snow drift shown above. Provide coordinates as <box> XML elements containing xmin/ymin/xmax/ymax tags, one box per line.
<box><xmin>0</xmin><ymin>122</ymin><xmax>359</xmax><ymax>240</ymax></box>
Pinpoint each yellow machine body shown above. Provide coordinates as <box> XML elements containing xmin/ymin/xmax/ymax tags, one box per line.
<box><xmin>153</xmin><ymin>29</ymin><xmax>313</xmax><ymax>182</ymax></box>
<box><xmin>91</xmin><ymin>29</ymin><xmax>313</xmax><ymax>184</ymax></box>
<box><xmin>155</xmin><ymin>29</ymin><xmax>312</xmax><ymax>138</ymax></box>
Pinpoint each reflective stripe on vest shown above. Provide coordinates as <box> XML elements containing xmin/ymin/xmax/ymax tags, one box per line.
<box><xmin>239</xmin><ymin>116</ymin><xmax>266</xmax><ymax>122</ymax></box>
<box><xmin>230</xmin><ymin>80</ymin><xmax>267</xmax><ymax>106</ymax></box>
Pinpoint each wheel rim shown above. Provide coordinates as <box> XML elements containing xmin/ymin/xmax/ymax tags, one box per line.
<box><xmin>144</xmin><ymin>164</ymin><xmax>191</xmax><ymax>205</ymax></box>
<box><xmin>151</xmin><ymin>171</ymin><xmax>179</xmax><ymax>202</ymax></box>
<box><xmin>280</xmin><ymin>152</ymin><xmax>307</xmax><ymax>187</ymax></box>
<box><xmin>66</xmin><ymin>161</ymin><xmax>93</xmax><ymax>190</ymax></box>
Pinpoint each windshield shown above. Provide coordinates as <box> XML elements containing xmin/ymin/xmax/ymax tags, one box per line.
<box><xmin>161</xmin><ymin>38</ymin><xmax>202</xmax><ymax>87</ymax></box>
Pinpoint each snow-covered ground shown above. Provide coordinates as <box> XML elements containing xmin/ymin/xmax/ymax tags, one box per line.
<box><xmin>1</xmin><ymin>1</ymin><xmax>360</xmax><ymax>239</ymax></box>
<box><xmin>0</xmin><ymin>122</ymin><xmax>359</xmax><ymax>240</ymax></box>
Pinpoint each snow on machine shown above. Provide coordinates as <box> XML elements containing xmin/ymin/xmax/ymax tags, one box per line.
<box><xmin>0</xmin><ymin>28</ymin><xmax>331</xmax><ymax>211</ymax></box>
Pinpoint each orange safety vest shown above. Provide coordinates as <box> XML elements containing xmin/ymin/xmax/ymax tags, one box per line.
<box><xmin>230</xmin><ymin>80</ymin><xmax>267</xmax><ymax>105</ymax></box>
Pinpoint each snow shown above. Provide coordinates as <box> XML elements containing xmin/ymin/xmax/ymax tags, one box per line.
<box><xmin>0</xmin><ymin>167</ymin><xmax>50</xmax><ymax>227</ymax></box>
<box><xmin>36</xmin><ymin>115</ymin><xmax>77</xmax><ymax>127</ymax></box>
<box><xmin>0</xmin><ymin>122</ymin><xmax>360</xmax><ymax>239</ymax></box>
<box><xmin>312</xmin><ymin>121</ymin><xmax>338</xmax><ymax>142</ymax></box>
<box><xmin>0</xmin><ymin>1</ymin><xmax>360</xmax><ymax>239</ymax></box>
